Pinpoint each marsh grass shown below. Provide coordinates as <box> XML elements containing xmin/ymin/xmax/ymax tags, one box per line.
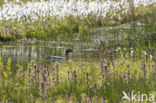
<box><xmin>0</xmin><ymin>0</ymin><xmax>156</xmax><ymax>103</ymax></box>
<box><xmin>0</xmin><ymin>2</ymin><xmax>155</xmax><ymax>43</ymax></box>
<box><xmin>0</xmin><ymin>51</ymin><xmax>155</xmax><ymax>103</ymax></box>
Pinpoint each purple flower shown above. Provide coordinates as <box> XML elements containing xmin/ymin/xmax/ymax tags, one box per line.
<box><xmin>93</xmin><ymin>83</ymin><xmax>98</xmax><ymax>89</ymax></box>
<box><xmin>100</xmin><ymin>40</ymin><xmax>104</xmax><ymax>45</ymax></box>
<box><xmin>40</xmin><ymin>63</ymin><xmax>45</xmax><ymax>69</ymax></box>
<box><xmin>127</xmin><ymin>11</ymin><xmax>130</xmax><ymax>16</ymax></box>
<box><xmin>67</xmin><ymin>92</ymin><xmax>70</xmax><ymax>101</ymax></box>
<box><xmin>122</xmin><ymin>73</ymin><xmax>126</xmax><ymax>80</ymax></box>
<box><xmin>104</xmin><ymin>66</ymin><xmax>107</xmax><ymax>72</ymax></box>
<box><xmin>123</xmin><ymin>54</ymin><xmax>126</xmax><ymax>59</ymax></box>
<box><xmin>102</xmin><ymin>97</ymin><xmax>106</xmax><ymax>103</ymax></box>
<box><xmin>33</xmin><ymin>65</ymin><xmax>37</xmax><ymax>73</ymax></box>
<box><xmin>141</xmin><ymin>61</ymin><xmax>146</xmax><ymax>77</ymax></box>
<box><xmin>107</xmin><ymin>67</ymin><xmax>110</xmax><ymax>74</ymax></box>
<box><xmin>42</xmin><ymin>72</ymin><xmax>46</xmax><ymax>83</ymax></box>
<box><xmin>107</xmin><ymin>63</ymin><xmax>110</xmax><ymax>67</ymax></box>
<box><xmin>88</xmin><ymin>86</ymin><xmax>91</xmax><ymax>90</ymax></box>
<box><xmin>128</xmin><ymin>92</ymin><xmax>132</xmax><ymax>100</ymax></box>
<box><xmin>104</xmin><ymin>66</ymin><xmax>110</xmax><ymax>77</ymax></box>
<box><xmin>101</xmin><ymin>62</ymin><xmax>104</xmax><ymax>69</ymax></box>
<box><xmin>141</xmin><ymin>62</ymin><xmax>146</xmax><ymax>69</ymax></box>
<box><xmin>137</xmin><ymin>95</ymin><xmax>142</xmax><ymax>101</ymax></box>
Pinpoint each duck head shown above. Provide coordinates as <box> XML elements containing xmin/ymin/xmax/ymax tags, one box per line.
<box><xmin>66</xmin><ymin>48</ymin><xmax>73</xmax><ymax>56</ymax></box>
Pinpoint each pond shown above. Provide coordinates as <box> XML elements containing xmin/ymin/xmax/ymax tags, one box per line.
<box><xmin>0</xmin><ymin>40</ymin><xmax>100</xmax><ymax>67</ymax></box>
<box><xmin>0</xmin><ymin>22</ymin><xmax>155</xmax><ymax>68</ymax></box>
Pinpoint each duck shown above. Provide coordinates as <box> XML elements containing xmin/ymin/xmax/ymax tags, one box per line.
<box><xmin>46</xmin><ymin>48</ymin><xmax>73</xmax><ymax>62</ymax></box>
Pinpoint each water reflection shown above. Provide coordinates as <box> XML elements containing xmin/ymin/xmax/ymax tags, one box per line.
<box><xmin>0</xmin><ymin>23</ymin><xmax>155</xmax><ymax>67</ymax></box>
<box><xmin>0</xmin><ymin>41</ymin><xmax>100</xmax><ymax>66</ymax></box>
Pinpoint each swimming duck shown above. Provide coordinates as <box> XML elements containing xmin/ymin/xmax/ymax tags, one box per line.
<box><xmin>46</xmin><ymin>48</ymin><xmax>73</xmax><ymax>62</ymax></box>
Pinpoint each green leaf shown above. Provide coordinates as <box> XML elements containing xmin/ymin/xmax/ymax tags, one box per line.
<box><xmin>7</xmin><ymin>57</ymin><xmax>11</xmax><ymax>71</ymax></box>
<box><xmin>0</xmin><ymin>56</ymin><xmax>4</xmax><ymax>69</ymax></box>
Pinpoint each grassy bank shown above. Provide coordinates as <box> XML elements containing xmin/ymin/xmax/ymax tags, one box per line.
<box><xmin>0</xmin><ymin>51</ymin><xmax>155</xmax><ymax>103</ymax></box>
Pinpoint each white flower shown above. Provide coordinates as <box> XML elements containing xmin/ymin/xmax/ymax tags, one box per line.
<box><xmin>130</xmin><ymin>50</ymin><xmax>134</xmax><ymax>56</ymax></box>
<box><xmin>144</xmin><ymin>51</ymin><xmax>147</xmax><ymax>55</ymax></box>
<box><xmin>0</xmin><ymin>0</ymin><xmax>155</xmax><ymax>21</ymax></box>
<box><xmin>150</xmin><ymin>55</ymin><xmax>152</xmax><ymax>61</ymax></box>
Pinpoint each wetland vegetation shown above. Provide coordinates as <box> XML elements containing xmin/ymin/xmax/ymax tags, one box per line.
<box><xmin>0</xmin><ymin>0</ymin><xmax>156</xmax><ymax>103</ymax></box>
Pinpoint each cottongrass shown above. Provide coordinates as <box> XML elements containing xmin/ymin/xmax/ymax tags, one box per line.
<box><xmin>0</xmin><ymin>0</ymin><xmax>155</xmax><ymax>21</ymax></box>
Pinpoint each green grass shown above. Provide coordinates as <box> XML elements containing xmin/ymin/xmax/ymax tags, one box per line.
<box><xmin>0</xmin><ymin>1</ymin><xmax>156</xmax><ymax>102</ymax></box>
<box><xmin>0</xmin><ymin>51</ymin><xmax>155</xmax><ymax>103</ymax></box>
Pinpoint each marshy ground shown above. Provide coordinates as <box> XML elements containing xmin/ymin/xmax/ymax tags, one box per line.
<box><xmin>0</xmin><ymin>0</ymin><xmax>156</xmax><ymax>103</ymax></box>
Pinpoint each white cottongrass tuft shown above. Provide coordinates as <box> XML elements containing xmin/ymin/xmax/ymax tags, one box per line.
<box><xmin>0</xmin><ymin>0</ymin><xmax>155</xmax><ymax>22</ymax></box>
